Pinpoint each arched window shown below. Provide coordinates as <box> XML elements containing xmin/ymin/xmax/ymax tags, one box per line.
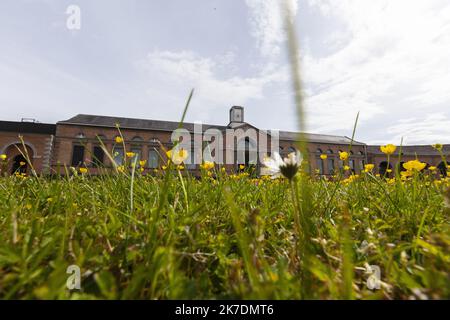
<box><xmin>95</xmin><ymin>134</ymin><xmax>107</xmax><ymax>143</ymax></box>
<box><xmin>150</xmin><ymin>137</ymin><xmax>160</xmax><ymax>144</ymax></box>
<box><xmin>148</xmin><ymin>148</ymin><xmax>159</xmax><ymax>169</ymax></box>
<box><xmin>132</xmin><ymin>136</ymin><xmax>143</xmax><ymax>142</ymax></box>
<box><xmin>438</xmin><ymin>162</ymin><xmax>447</xmax><ymax>176</ymax></box>
<box><xmin>379</xmin><ymin>161</ymin><xmax>393</xmax><ymax>176</ymax></box>
<box><xmin>326</xmin><ymin>149</ymin><xmax>333</xmax><ymax>154</ymax></box>
<box><xmin>288</xmin><ymin>146</ymin><xmax>296</xmax><ymax>154</ymax></box>
<box><xmin>75</xmin><ymin>133</ymin><xmax>86</xmax><ymax>139</ymax></box>
<box><xmin>316</xmin><ymin>148</ymin><xmax>323</xmax><ymax>154</ymax></box>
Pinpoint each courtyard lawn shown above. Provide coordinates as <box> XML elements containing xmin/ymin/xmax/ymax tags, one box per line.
<box><xmin>0</xmin><ymin>165</ymin><xmax>449</xmax><ymax>299</ymax></box>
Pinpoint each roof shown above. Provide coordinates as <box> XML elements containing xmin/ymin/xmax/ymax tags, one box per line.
<box><xmin>367</xmin><ymin>145</ymin><xmax>450</xmax><ymax>156</ymax></box>
<box><xmin>278</xmin><ymin>131</ymin><xmax>366</xmax><ymax>145</ymax></box>
<box><xmin>58</xmin><ymin>114</ymin><xmax>365</xmax><ymax>145</ymax></box>
<box><xmin>58</xmin><ymin>114</ymin><xmax>227</xmax><ymax>132</ymax></box>
<box><xmin>0</xmin><ymin>121</ymin><xmax>56</xmax><ymax>135</ymax></box>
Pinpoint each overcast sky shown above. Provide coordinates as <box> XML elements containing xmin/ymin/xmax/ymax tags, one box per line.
<box><xmin>1</xmin><ymin>0</ymin><xmax>450</xmax><ymax>145</ymax></box>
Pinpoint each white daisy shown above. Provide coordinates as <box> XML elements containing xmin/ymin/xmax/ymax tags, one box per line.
<box><xmin>262</xmin><ymin>151</ymin><xmax>303</xmax><ymax>180</ymax></box>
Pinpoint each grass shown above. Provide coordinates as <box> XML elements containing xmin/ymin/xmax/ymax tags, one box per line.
<box><xmin>0</xmin><ymin>167</ymin><xmax>449</xmax><ymax>299</ymax></box>
<box><xmin>0</xmin><ymin>2</ymin><xmax>449</xmax><ymax>301</ymax></box>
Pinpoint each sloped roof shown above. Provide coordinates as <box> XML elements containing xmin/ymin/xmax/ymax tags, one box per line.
<box><xmin>58</xmin><ymin>114</ymin><xmax>364</xmax><ymax>145</ymax></box>
<box><xmin>58</xmin><ymin>114</ymin><xmax>227</xmax><ymax>132</ymax></box>
<box><xmin>367</xmin><ymin>145</ymin><xmax>449</xmax><ymax>156</ymax></box>
<box><xmin>278</xmin><ymin>131</ymin><xmax>366</xmax><ymax>145</ymax></box>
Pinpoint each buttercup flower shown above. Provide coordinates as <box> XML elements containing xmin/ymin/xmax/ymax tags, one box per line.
<box><xmin>364</xmin><ymin>164</ymin><xmax>375</xmax><ymax>172</ymax></box>
<box><xmin>200</xmin><ymin>161</ymin><xmax>214</xmax><ymax>170</ymax></box>
<box><xmin>117</xmin><ymin>165</ymin><xmax>125</xmax><ymax>173</ymax></box>
<box><xmin>115</xmin><ymin>136</ymin><xmax>123</xmax><ymax>143</ymax></box>
<box><xmin>166</xmin><ymin>148</ymin><xmax>188</xmax><ymax>165</ymax></box>
<box><xmin>139</xmin><ymin>160</ymin><xmax>147</xmax><ymax>167</ymax></box>
<box><xmin>432</xmin><ymin>144</ymin><xmax>443</xmax><ymax>151</ymax></box>
<box><xmin>344</xmin><ymin>165</ymin><xmax>351</xmax><ymax>171</ymax></box>
<box><xmin>19</xmin><ymin>161</ymin><xmax>26</xmax><ymax>166</ymax></box>
<box><xmin>79</xmin><ymin>167</ymin><xmax>88</xmax><ymax>174</ymax></box>
<box><xmin>429</xmin><ymin>166</ymin><xmax>437</xmax><ymax>171</ymax></box>
<box><xmin>126</xmin><ymin>152</ymin><xmax>135</xmax><ymax>158</ymax></box>
<box><xmin>380</xmin><ymin>144</ymin><xmax>396</xmax><ymax>155</ymax></box>
<box><xmin>320</xmin><ymin>154</ymin><xmax>327</xmax><ymax>160</ymax></box>
<box><xmin>262</xmin><ymin>151</ymin><xmax>303</xmax><ymax>180</ymax></box>
<box><xmin>339</xmin><ymin>151</ymin><xmax>349</xmax><ymax>161</ymax></box>
<box><xmin>403</xmin><ymin>160</ymin><xmax>426</xmax><ymax>172</ymax></box>
<box><xmin>0</xmin><ymin>154</ymin><xmax>6</xmax><ymax>160</ymax></box>
<box><xmin>239</xmin><ymin>164</ymin><xmax>245</xmax><ymax>170</ymax></box>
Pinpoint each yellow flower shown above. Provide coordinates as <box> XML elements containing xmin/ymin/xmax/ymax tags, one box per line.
<box><xmin>19</xmin><ymin>161</ymin><xmax>26</xmax><ymax>166</ymax></box>
<box><xmin>117</xmin><ymin>165</ymin><xmax>125</xmax><ymax>173</ymax></box>
<box><xmin>166</xmin><ymin>148</ymin><xmax>188</xmax><ymax>165</ymax></box>
<box><xmin>177</xmin><ymin>165</ymin><xmax>185</xmax><ymax>170</ymax></box>
<box><xmin>380</xmin><ymin>144</ymin><xmax>396</xmax><ymax>155</ymax></box>
<box><xmin>47</xmin><ymin>197</ymin><xmax>53</xmax><ymax>203</ymax></box>
<box><xmin>339</xmin><ymin>151</ymin><xmax>349</xmax><ymax>161</ymax></box>
<box><xmin>0</xmin><ymin>154</ymin><xmax>6</xmax><ymax>160</ymax></box>
<box><xmin>162</xmin><ymin>165</ymin><xmax>167</xmax><ymax>170</ymax></box>
<box><xmin>344</xmin><ymin>165</ymin><xmax>351</xmax><ymax>171</ymax></box>
<box><xmin>239</xmin><ymin>164</ymin><xmax>245</xmax><ymax>170</ymax></box>
<box><xmin>200</xmin><ymin>161</ymin><xmax>215</xmax><ymax>170</ymax></box>
<box><xmin>364</xmin><ymin>164</ymin><xmax>375</xmax><ymax>172</ymax></box>
<box><xmin>320</xmin><ymin>154</ymin><xmax>327</xmax><ymax>160</ymax></box>
<box><xmin>429</xmin><ymin>166</ymin><xmax>437</xmax><ymax>171</ymax></box>
<box><xmin>386</xmin><ymin>169</ymin><xmax>392</xmax><ymax>173</ymax></box>
<box><xmin>25</xmin><ymin>204</ymin><xmax>32</xmax><ymax>210</ymax></box>
<box><xmin>139</xmin><ymin>160</ymin><xmax>147</xmax><ymax>167</ymax></box>
<box><xmin>139</xmin><ymin>167</ymin><xmax>144</xmax><ymax>172</ymax></box>
<box><xmin>126</xmin><ymin>152</ymin><xmax>135</xmax><ymax>158</ymax></box>
<box><xmin>432</xmin><ymin>144</ymin><xmax>443</xmax><ymax>151</ymax></box>
<box><xmin>79</xmin><ymin>167</ymin><xmax>88</xmax><ymax>174</ymax></box>
<box><xmin>403</xmin><ymin>160</ymin><xmax>426</xmax><ymax>172</ymax></box>
<box><xmin>221</xmin><ymin>167</ymin><xmax>226</xmax><ymax>172</ymax></box>
<box><xmin>115</xmin><ymin>136</ymin><xmax>123</xmax><ymax>143</ymax></box>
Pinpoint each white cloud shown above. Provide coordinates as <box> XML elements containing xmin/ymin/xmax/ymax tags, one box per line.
<box><xmin>386</xmin><ymin>113</ymin><xmax>450</xmax><ymax>144</ymax></box>
<box><xmin>245</xmin><ymin>0</ymin><xmax>298</xmax><ymax>58</ymax></box>
<box><xmin>302</xmin><ymin>0</ymin><xmax>450</xmax><ymax>142</ymax></box>
<box><xmin>137</xmin><ymin>50</ymin><xmax>288</xmax><ymax>122</ymax></box>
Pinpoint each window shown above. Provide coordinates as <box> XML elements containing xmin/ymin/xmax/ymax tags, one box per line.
<box><xmin>326</xmin><ymin>149</ymin><xmax>333</xmax><ymax>154</ymax></box>
<box><xmin>327</xmin><ymin>158</ymin><xmax>335</xmax><ymax>175</ymax></box>
<box><xmin>187</xmin><ymin>146</ymin><xmax>196</xmax><ymax>170</ymax></box>
<box><xmin>148</xmin><ymin>149</ymin><xmax>159</xmax><ymax>168</ymax></box>
<box><xmin>71</xmin><ymin>145</ymin><xmax>85</xmax><ymax>166</ymax></box>
<box><xmin>316</xmin><ymin>158</ymin><xmax>324</xmax><ymax>174</ymax></box>
<box><xmin>92</xmin><ymin>146</ymin><xmax>105</xmax><ymax>166</ymax></box>
<box><xmin>288</xmin><ymin>146</ymin><xmax>296</xmax><ymax>153</ymax></box>
<box><xmin>359</xmin><ymin>159</ymin><xmax>365</xmax><ymax>171</ymax></box>
<box><xmin>131</xmin><ymin>147</ymin><xmax>142</xmax><ymax>163</ymax></box>
<box><xmin>114</xmin><ymin>147</ymin><xmax>124</xmax><ymax>165</ymax></box>
<box><xmin>316</xmin><ymin>148</ymin><xmax>323</xmax><ymax>154</ymax></box>
<box><xmin>349</xmin><ymin>159</ymin><xmax>355</xmax><ymax>172</ymax></box>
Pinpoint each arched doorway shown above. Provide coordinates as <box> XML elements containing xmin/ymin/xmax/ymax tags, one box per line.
<box><xmin>11</xmin><ymin>154</ymin><xmax>27</xmax><ymax>174</ymax></box>
<box><xmin>237</xmin><ymin>137</ymin><xmax>257</xmax><ymax>171</ymax></box>
<box><xmin>2</xmin><ymin>143</ymin><xmax>34</xmax><ymax>176</ymax></box>
<box><xmin>438</xmin><ymin>161</ymin><xmax>447</xmax><ymax>176</ymax></box>
<box><xmin>379</xmin><ymin>161</ymin><xmax>393</xmax><ymax>176</ymax></box>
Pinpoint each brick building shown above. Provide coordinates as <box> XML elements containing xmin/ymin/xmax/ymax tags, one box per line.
<box><xmin>0</xmin><ymin>106</ymin><xmax>448</xmax><ymax>176</ymax></box>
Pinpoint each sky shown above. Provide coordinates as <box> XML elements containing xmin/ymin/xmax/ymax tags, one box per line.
<box><xmin>1</xmin><ymin>0</ymin><xmax>450</xmax><ymax>145</ymax></box>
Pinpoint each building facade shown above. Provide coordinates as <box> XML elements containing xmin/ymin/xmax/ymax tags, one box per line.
<box><xmin>0</xmin><ymin>106</ymin><xmax>448</xmax><ymax>176</ymax></box>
